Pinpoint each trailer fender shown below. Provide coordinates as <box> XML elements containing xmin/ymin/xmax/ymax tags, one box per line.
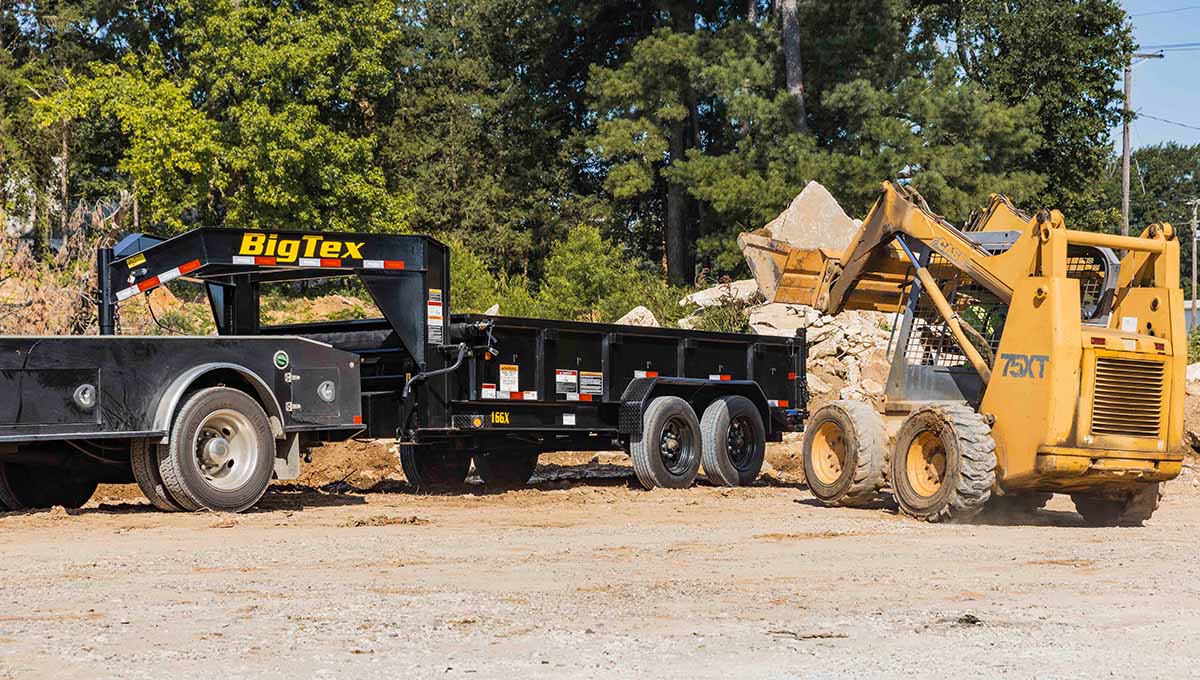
<box><xmin>153</xmin><ymin>363</ymin><xmax>286</xmax><ymax>444</ymax></box>
<box><xmin>618</xmin><ymin>377</ymin><xmax>772</xmax><ymax>440</ymax></box>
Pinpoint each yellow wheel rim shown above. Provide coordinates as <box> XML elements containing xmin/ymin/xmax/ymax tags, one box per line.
<box><xmin>906</xmin><ymin>431</ymin><xmax>946</xmax><ymax>497</ymax></box>
<box><xmin>811</xmin><ymin>421</ymin><xmax>847</xmax><ymax>485</ymax></box>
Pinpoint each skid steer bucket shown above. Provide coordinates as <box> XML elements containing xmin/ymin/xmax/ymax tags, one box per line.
<box><xmin>737</xmin><ymin>230</ymin><xmax>910</xmax><ymax>312</ymax></box>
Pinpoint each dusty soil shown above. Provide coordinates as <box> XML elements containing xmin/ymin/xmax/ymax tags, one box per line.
<box><xmin>2</xmin><ymin>443</ymin><xmax>1199</xmax><ymax>680</ymax></box>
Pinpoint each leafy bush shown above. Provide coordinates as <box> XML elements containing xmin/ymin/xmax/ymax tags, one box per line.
<box><xmin>446</xmin><ymin>237</ymin><xmax>499</xmax><ymax>313</ymax></box>
<box><xmin>496</xmin><ymin>225</ymin><xmax>691</xmax><ymax>325</ymax></box>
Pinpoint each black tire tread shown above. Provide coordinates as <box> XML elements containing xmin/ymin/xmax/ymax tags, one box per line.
<box><xmin>130</xmin><ymin>439</ymin><xmax>184</xmax><ymax>512</ymax></box>
<box><xmin>899</xmin><ymin>403</ymin><xmax>996</xmax><ymax>523</ymax></box>
<box><xmin>1071</xmin><ymin>483</ymin><xmax>1162</xmax><ymax>527</ymax></box>
<box><xmin>700</xmin><ymin>395</ymin><xmax>766</xmax><ymax>487</ymax></box>
<box><xmin>473</xmin><ymin>452</ymin><xmax>539</xmax><ymax>488</ymax></box>
<box><xmin>802</xmin><ymin>400</ymin><xmax>886</xmax><ymax>507</ymax></box>
<box><xmin>630</xmin><ymin>396</ymin><xmax>702</xmax><ymax>490</ymax></box>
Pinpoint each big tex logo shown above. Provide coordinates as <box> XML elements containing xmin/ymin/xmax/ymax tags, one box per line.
<box><xmin>238</xmin><ymin>233</ymin><xmax>365</xmax><ymax>263</ymax></box>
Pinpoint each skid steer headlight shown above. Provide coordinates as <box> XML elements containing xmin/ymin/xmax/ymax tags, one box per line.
<box><xmin>317</xmin><ymin>380</ymin><xmax>337</xmax><ymax>403</ymax></box>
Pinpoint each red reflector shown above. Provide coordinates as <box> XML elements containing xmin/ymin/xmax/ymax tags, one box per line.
<box><xmin>384</xmin><ymin>260</ymin><xmax>405</xmax><ymax>270</ymax></box>
<box><xmin>720</xmin><ymin>374</ymin><xmax>731</xmax><ymax>381</ymax></box>
<box><xmin>788</xmin><ymin>372</ymin><xmax>796</xmax><ymax>380</ymax></box>
<box><xmin>255</xmin><ymin>256</ymin><xmax>277</xmax><ymax>265</ymax></box>
<box><xmin>1090</xmin><ymin>337</ymin><xmax>1106</xmax><ymax>345</ymax></box>
<box><xmin>579</xmin><ymin>394</ymin><xmax>593</xmax><ymax>402</ymax></box>
<box><xmin>179</xmin><ymin>259</ymin><xmax>202</xmax><ymax>275</ymax></box>
<box><xmin>510</xmin><ymin>392</ymin><xmax>524</xmax><ymax>401</ymax></box>
<box><xmin>137</xmin><ymin>276</ymin><xmax>160</xmax><ymax>292</ymax></box>
<box><xmin>1155</xmin><ymin>342</ymin><xmax>1165</xmax><ymax>351</ymax></box>
<box><xmin>352</xmin><ymin>415</ymin><xmax>362</xmax><ymax>425</ymax></box>
<box><xmin>320</xmin><ymin>258</ymin><xmax>342</xmax><ymax>267</ymax></box>
<box><xmin>777</xmin><ymin>400</ymin><xmax>789</xmax><ymax>408</ymax></box>
<box><xmin>645</xmin><ymin>371</ymin><xmax>658</xmax><ymax>378</ymax></box>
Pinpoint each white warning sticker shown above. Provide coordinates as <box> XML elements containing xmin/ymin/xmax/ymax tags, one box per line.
<box><xmin>555</xmin><ymin>369</ymin><xmax>579</xmax><ymax>395</ymax></box>
<box><xmin>563</xmin><ymin>413</ymin><xmax>576</xmax><ymax>426</ymax></box>
<box><xmin>580</xmin><ymin>371</ymin><xmax>603</xmax><ymax>395</ymax></box>
<box><xmin>1120</xmin><ymin>316</ymin><xmax>1138</xmax><ymax>333</ymax></box>
<box><xmin>427</xmin><ymin>288</ymin><xmax>444</xmax><ymax>344</ymax></box>
<box><xmin>481</xmin><ymin>383</ymin><xmax>497</xmax><ymax>400</ymax></box>
<box><xmin>499</xmin><ymin>364</ymin><xmax>519</xmax><ymax>393</ymax></box>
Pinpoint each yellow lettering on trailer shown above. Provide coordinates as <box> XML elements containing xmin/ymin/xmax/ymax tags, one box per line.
<box><xmin>237</xmin><ymin>233</ymin><xmax>367</xmax><ymax>263</ymax></box>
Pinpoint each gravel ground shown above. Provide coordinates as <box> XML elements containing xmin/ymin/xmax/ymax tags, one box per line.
<box><xmin>0</xmin><ymin>455</ymin><xmax>1197</xmax><ymax>680</ymax></box>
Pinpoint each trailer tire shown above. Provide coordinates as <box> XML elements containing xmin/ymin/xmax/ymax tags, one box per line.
<box><xmin>802</xmin><ymin>401</ymin><xmax>886</xmax><ymax>507</ymax></box>
<box><xmin>891</xmin><ymin>404</ymin><xmax>996</xmax><ymax>523</ymax></box>
<box><xmin>160</xmin><ymin>387</ymin><xmax>275</xmax><ymax>513</ymax></box>
<box><xmin>700</xmin><ymin>396</ymin><xmax>766</xmax><ymax>486</ymax></box>
<box><xmin>473</xmin><ymin>452</ymin><xmax>539</xmax><ymax>488</ymax></box>
<box><xmin>1071</xmin><ymin>483</ymin><xmax>1162</xmax><ymax>527</ymax></box>
<box><xmin>399</xmin><ymin>445</ymin><xmax>471</xmax><ymax>489</ymax></box>
<box><xmin>0</xmin><ymin>462</ymin><xmax>97</xmax><ymax>510</ymax></box>
<box><xmin>630</xmin><ymin>396</ymin><xmax>703</xmax><ymax>490</ymax></box>
<box><xmin>130</xmin><ymin>439</ymin><xmax>184</xmax><ymax>512</ymax></box>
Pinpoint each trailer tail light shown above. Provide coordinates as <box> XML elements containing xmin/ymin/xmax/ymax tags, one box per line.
<box><xmin>1090</xmin><ymin>337</ymin><xmax>1106</xmax><ymax>346</ymax></box>
<box><xmin>352</xmin><ymin>415</ymin><xmax>362</xmax><ymax>425</ymax></box>
<box><xmin>788</xmin><ymin>372</ymin><xmax>797</xmax><ymax>380</ymax></box>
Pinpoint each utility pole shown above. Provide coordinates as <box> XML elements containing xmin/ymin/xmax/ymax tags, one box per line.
<box><xmin>1190</xmin><ymin>198</ymin><xmax>1199</xmax><ymax>330</ymax></box>
<box><xmin>1122</xmin><ymin>52</ymin><xmax>1165</xmax><ymax>236</ymax></box>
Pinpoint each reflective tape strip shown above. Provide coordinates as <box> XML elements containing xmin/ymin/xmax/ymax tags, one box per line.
<box><xmin>768</xmin><ymin>400</ymin><xmax>789</xmax><ymax>408</ymax></box>
<box><xmin>299</xmin><ymin>258</ymin><xmax>321</xmax><ymax>267</ymax></box>
<box><xmin>321</xmin><ymin>258</ymin><xmax>342</xmax><ymax>267</ymax></box>
<box><xmin>708</xmin><ymin>374</ymin><xmax>732</xmax><ymax>381</ymax></box>
<box><xmin>384</xmin><ymin>260</ymin><xmax>405</xmax><ymax>270</ymax></box>
<box><xmin>232</xmin><ymin>255</ymin><xmax>256</xmax><ymax>265</ymax></box>
<box><xmin>115</xmin><ymin>286</ymin><xmax>139</xmax><ymax>301</ymax></box>
<box><xmin>363</xmin><ymin>260</ymin><xmax>384</xmax><ymax>269</ymax></box>
<box><xmin>634</xmin><ymin>370</ymin><xmax>659</xmax><ymax>378</ymax></box>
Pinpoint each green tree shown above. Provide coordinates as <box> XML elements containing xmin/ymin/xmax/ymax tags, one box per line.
<box><xmin>913</xmin><ymin>0</ymin><xmax>1132</xmax><ymax>227</ymax></box>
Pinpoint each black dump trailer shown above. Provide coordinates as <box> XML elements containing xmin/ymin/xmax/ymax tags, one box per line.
<box><xmin>0</xmin><ymin>228</ymin><xmax>808</xmax><ymax>512</ymax></box>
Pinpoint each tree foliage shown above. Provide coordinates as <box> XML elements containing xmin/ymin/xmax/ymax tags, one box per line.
<box><xmin>2</xmin><ymin>0</ymin><xmax>1140</xmax><ymax>296</ymax></box>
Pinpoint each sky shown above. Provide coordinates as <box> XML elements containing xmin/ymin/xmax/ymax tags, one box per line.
<box><xmin>1118</xmin><ymin>1</ymin><xmax>1200</xmax><ymax>149</ymax></box>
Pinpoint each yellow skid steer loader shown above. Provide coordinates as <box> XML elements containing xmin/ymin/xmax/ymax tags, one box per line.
<box><xmin>744</xmin><ymin>182</ymin><xmax>1185</xmax><ymax>524</ymax></box>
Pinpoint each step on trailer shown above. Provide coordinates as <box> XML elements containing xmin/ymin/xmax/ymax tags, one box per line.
<box><xmin>0</xmin><ymin>228</ymin><xmax>808</xmax><ymax>512</ymax></box>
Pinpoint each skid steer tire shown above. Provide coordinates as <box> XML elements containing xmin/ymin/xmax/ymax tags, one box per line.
<box><xmin>0</xmin><ymin>462</ymin><xmax>97</xmax><ymax>510</ymax></box>
<box><xmin>630</xmin><ymin>396</ymin><xmax>703</xmax><ymax>490</ymax></box>
<box><xmin>1071</xmin><ymin>483</ymin><xmax>1162</xmax><ymax>527</ymax></box>
<box><xmin>473</xmin><ymin>452</ymin><xmax>539</xmax><ymax>488</ymax></box>
<box><xmin>891</xmin><ymin>404</ymin><xmax>996</xmax><ymax>523</ymax></box>
<box><xmin>700</xmin><ymin>396</ymin><xmax>766</xmax><ymax>487</ymax></box>
<box><xmin>801</xmin><ymin>400</ymin><xmax>886</xmax><ymax>507</ymax></box>
<box><xmin>159</xmin><ymin>387</ymin><xmax>275</xmax><ymax>513</ymax></box>
<box><xmin>400</xmin><ymin>445</ymin><xmax>472</xmax><ymax>490</ymax></box>
<box><xmin>131</xmin><ymin>439</ymin><xmax>185</xmax><ymax>512</ymax></box>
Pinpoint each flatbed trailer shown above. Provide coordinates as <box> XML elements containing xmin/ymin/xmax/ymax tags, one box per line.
<box><xmin>0</xmin><ymin>228</ymin><xmax>807</xmax><ymax>512</ymax></box>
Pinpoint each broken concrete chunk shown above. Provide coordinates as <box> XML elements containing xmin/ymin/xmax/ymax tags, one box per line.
<box><xmin>680</xmin><ymin>279</ymin><xmax>760</xmax><ymax>308</ymax></box>
<box><xmin>616</xmin><ymin>305</ymin><xmax>659</xmax><ymax>327</ymax></box>
<box><xmin>763</xmin><ymin>181</ymin><xmax>858</xmax><ymax>251</ymax></box>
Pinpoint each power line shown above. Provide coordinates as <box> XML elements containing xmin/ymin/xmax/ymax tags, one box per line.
<box><xmin>1137</xmin><ymin>110</ymin><xmax>1200</xmax><ymax>132</ymax></box>
<box><xmin>1132</xmin><ymin>6</ymin><xmax>1200</xmax><ymax>17</ymax></box>
<box><xmin>1140</xmin><ymin>41</ymin><xmax>1200</xmax><ymax>49</ymax></box>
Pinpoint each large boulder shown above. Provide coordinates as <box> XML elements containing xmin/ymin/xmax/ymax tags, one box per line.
<box><xmin>616</xmin><ymin>305</ymin><xmax>659</xmax><ymax>327</ymax></box>
<box><xmin>679</xmin><ymin>279</ymin><xmax>759</xmax><ymax>308</ymax></box>
<box><xmin>761</xmin><ymin>180</ymin><xmax>859</xmax><ymax>251</ymax></box>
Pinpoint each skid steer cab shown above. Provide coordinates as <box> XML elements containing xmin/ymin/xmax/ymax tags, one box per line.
<box><xmin>750</xmin><ymin>181</ymin><xmax>1184</xmax><ymax>525</ymax></box>
<box><xmin>0</xmin><ymin>227</ymin><xmax>807</xmax><ymax>513</ymax></box>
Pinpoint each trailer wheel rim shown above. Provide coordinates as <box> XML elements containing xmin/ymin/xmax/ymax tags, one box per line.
<box><xmin>811</xmin><ymin>421</ymin><xmax>846</xmax><ymax>485</ymax></box>
<box><xmin>192</xmin><ymin>409</ymin><xmax>259</xmax><ymax>492</ymax></box>
<box><xmin>727</xmin><ymin>415</ymin><xmax>754</xmax><ymax>469</ymax></box>
<box><xmin>906</xmin><ymin>431</ymin><xmax>946</xmax><ymax>498</ymax></box>
<box><xmin>659</xmin><ymin>416</ymin><xmax>694</xmax><ymax>475</ymax></box>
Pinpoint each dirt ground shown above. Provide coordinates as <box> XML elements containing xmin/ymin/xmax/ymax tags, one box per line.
<box><xmin>1</xmin><ymin>440</ymin><xmax>1198</xmax><ymax>680</ymax></box>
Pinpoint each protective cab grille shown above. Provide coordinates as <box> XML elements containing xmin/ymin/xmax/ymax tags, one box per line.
<box><xmin>1091</xmin><ymin>356</ymin><xmax>1164</xmax><ymax>438</ymax></box>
